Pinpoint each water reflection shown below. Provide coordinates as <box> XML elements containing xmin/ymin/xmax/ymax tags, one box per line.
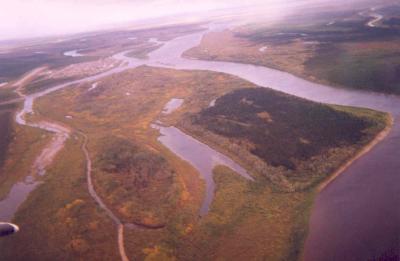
<box><xmin>154</xmin><ymin>124</ymin><xmax>252</xmax><ymax>216</ymax></box>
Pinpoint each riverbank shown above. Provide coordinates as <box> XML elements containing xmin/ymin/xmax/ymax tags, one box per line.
<box><xmin>184</xmin><ymin>14</ymin><xmax>400</xmax><ymax>95</ymax></box>
<box><xmin>178</xmin><ymin>89</ymin><xmax>389</xmax><ymax>193</ymax></box>
<box><xmin>317</xmin><ymin>113</ymin><xmax>394</xmax><ymax>192</ymax></box>
<box><xmin>6</xmin><ymin>66</ymin><xmax>223</xmax><ymax>260</ymax></box>
<box><xmin>1</xmin><ymin>21</ymin><xmax>399</xmax><ymax>260</ymax></box>
<box><xmin>145</xmin><ymin>29</ymin><xmax>400</xmax><ymax>260</ymax></box>
<box><xmin>13</xmin><ymin>62</ymin><xmax>344</xmax><ymax>260</ymax></box>
<box><xmin>166</xmin><ymin>87</ymin><xmax>389</xmax><ymax>259</ymax></box>
<box><xmin>174</xmin><ymin>109</ymin><xmax>391</xmax><ymax>260</ymax></box>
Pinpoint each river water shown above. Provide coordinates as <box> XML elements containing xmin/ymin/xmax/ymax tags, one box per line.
<box><xmin>154</xmin><ymin>123</ymin><xmax>252</xmax><ymax>216</ymax></box>
<box><xmin>1</xmin><ymin>27</ymin><xmax>399</xmax><ymax>259</ymax></box>
<box><xmin>0</xmin><ymin>53</ymin><xmax>143</xmax><ymax>222</ymax></box>
<box><xmin>145</xmin><ymin>30</ymin><xmax>400</xmax><ymax>260</ymax></box>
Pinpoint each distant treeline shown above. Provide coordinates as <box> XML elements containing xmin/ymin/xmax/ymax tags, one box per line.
<box><xmin>237</xmin><ymin>11</ymin><xmax>400</xmax><ymax>94</ymax></box>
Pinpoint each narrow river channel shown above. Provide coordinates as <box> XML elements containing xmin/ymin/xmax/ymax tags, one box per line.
<box><xmin>1</xmin><ymin>26</ymin><xmax>399</xmax><ymax>260</ymax></box>
<box><xmin>145</xmin><ymin>30</ymin><xmax>400</xmax><ymax>261</ymax></box>
<box><xmin>153</xmin><ymin>122</ymin><xmax>253</xmax><ymax>216</ymax></box>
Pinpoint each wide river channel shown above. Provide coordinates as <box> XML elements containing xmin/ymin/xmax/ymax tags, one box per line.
<box><xmin>146</xmin><ymin>31</ymin><xmax>400</xmax><ymax>260</ymax></box>
<box><xmin>1</xmin><ymin>27</ymin><xmax>399</xmax><ymax>260</ymax></box>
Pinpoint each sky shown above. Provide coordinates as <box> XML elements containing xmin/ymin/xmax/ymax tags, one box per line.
<box><xmin>0</xmin><ymin>0</ymin><xmax>378</xmax><ymax>40</ymax></box>
<box><xmin>0</xmin><ymin>0</ymin><xmax>274</xmax><ymax>40</ymax></box>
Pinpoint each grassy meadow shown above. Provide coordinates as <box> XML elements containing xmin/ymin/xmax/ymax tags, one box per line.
<box><xmin>0</xmin><ymin>64</ymin><xmax>389</xmax><ymax>260</ymax></box>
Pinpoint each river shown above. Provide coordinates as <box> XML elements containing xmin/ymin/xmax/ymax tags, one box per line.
<box><xmin>144</xmin><ymin>30</ymin><xmax>400</xmax><ymax>260</ymax></box>
<box><xmin>367</xmin><ymin>13</ymin><xmax>384</xmax><ymax>28</ymax></box>
<box><xmin>1</xmin><ymin>26</ymin><xmax>399</xmax><ymax>260</ymax></box>
<box><xmin>153</xmin><ymin>123</ymin><xmax>253</xmax><ymax>216</ymax></box>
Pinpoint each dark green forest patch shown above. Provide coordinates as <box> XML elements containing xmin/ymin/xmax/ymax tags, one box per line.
<box><xmin>191</xmin><ymin>88</ymin><xmax>370</xmax><ymax>170</ymax></box>
<box><xmin>0</xmin><ymin>103</ymin><xmax>17</xmax><ymax>169</ymax></box>
<box><xmin>182</xmin><ymin>87</ymin><xmax>387</xmax><ymax>190</ymax></box>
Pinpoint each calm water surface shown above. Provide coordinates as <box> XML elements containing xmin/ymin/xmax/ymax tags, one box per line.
<box><xmin>155</xmin><ymin>124</ymin><xmax>252</xmax><ymax>216</ymax></box>
<box><xmin>162</xmin><ymin>98</ymin><xmax>184</xmax><ymax>114</ymax></box>
<box><xmin>1</xmin><ymin>27</ymin><xmax>399</xmax><ymax>259</ymax></box>
<box><xmin>146</xmin><ymin>30</ymin><xmax>400</xmax><ymax>260</ymax></box>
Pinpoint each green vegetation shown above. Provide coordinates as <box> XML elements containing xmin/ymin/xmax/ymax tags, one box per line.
<box><xmin>1</xmin><ymin>63</ymin><xmax>389</xmax><ymax>260</ymax></box>
<box><xmin>0</xmin><ymin>88</ymin><xmax>19</xmax><ymax>102</ymax></box>
<box><xmin>125</xmin><ymin>44</ymin><xmax>162</xmax><ymax>59</ymax></box>
<box><xmin>0</xmin><ymin>103</ymin><xmax>17</xmax><ymax>168</ymax></box>
<box><xmin>185</xmin><ymin>6</ymin><xmax>400</xmax><ymax>94</ymax></box>
<box><xmin>22</xmin><ymin>66</ymin><xmax>223</xmax><ymax>260</ymax></box>
<box><xmin>0</xmin><ymin>51</ymin><xmax>94</xmax><ymax>83</ymax></box>
<box><xmin>95</xmin><ymin>136</ymin><xmax>179</xmax><ymax>226</ymax></box>
<box><xmin>0</xmin><ymin>23</ymin><xmax>203</xmax><ymax>83</ymax></box>
<box><xmin>0</xmin><ymin>137</ymin><xmax>120</xmax><ymax>260</ymax></box>
<box><xmin>181</xmin><ymin>87</ymin><xmax>388</xmax><ymax>191</ymax></box>
<box><xmin>255</xmin><ymin>18</ymin><xmax>400</xmax><ymax>93</ymax></box>
<box><xmin>25</xmin><ymin>76</ymin><xmax>78</xmax><ymax>94</ymax></box>
<box><xmin>193</xmin><ymin>88</ymin><xmax>369</xmax><ymax>169</ymax></box>
<box><xmin>173</xmin><ymin>165</ymin><xmax>315</xmax><ymax>261</ymax></box>
<box><xmin>0</xmin><ymin>117</ymin><xmax>51</xmax><ymax>200</ymax></box>
<box><xmin>306</xmin><ymin>43</ymin><xmax>400</xmax><ymax>93</ymax></box>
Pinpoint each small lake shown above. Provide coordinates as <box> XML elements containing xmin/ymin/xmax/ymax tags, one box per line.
<box><xmin>63</xmin><ymin>50</ymin><xmax>84</xmax><ymax>57</ymax></box>
<box><xmin>162</xmin><ymin>98</ymin><xmax>184</xmax><ymax>114</ymax></box>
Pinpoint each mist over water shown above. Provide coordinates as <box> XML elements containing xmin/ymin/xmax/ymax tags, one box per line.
<box><xmin>0</xmin><ymin>0</ymin><xmax>386</xmax><ymax>41</ymax></box>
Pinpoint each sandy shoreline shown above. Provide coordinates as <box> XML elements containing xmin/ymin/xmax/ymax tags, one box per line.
<box><xmin>318</xmin><ymin>113</ymin><xmax>394</xmax><ymax>192</ymax></box>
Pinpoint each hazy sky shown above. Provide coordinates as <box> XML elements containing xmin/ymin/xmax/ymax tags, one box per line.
<box><xmin>0</xmin><ymin>0</ymin><xmax>273</xmax><ymax>40</ymax></box>
<box><xmin>1</xmin><ymin>0</ymin><xmax>379</xmax><ymax>40</ymax></box>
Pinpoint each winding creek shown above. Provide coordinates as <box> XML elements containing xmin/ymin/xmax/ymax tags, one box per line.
<box><xmin>367</xmin><ymin>13</ymin><xmax>384</xmax><ymax>28</ymax></box>
<box><xmin>1</xmin><ymin>54</ymin><xmax>144</xmax><ymax>260</ymax></box>
<box><xmin>359</xmin><ymin>7</ymin><xmax>384</xmax><ymax>29</ymax></box>
<box><xmin>1</xmin><ymin>26</ymin><xmax>399</xmax><ymax>260</ymax></box>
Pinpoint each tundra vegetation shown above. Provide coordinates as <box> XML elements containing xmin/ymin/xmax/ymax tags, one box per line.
<box><xmin>185</xmin><ymin>4</ymin><xmax>400</xmax><ymax>94</ymax></box>
<box><xmin>0</xmin><ymin>104</ymin><xmax>52</xmax><ymax>201</ymax></box>
<box><xmin>0</xmin><ymin>136</ymin><xmax>120</xmax><ymax>261</ymax></box>
<box><xmin>180</xmin><ymin>88</ymin><xmax>388</xmax><ymax>191</ymax></box>
<box><xmin>0</xmin><ymin>103</ymin><xmax>17</xmax><ymax>168</ymax></box>
<box><xmin>0</xmin><ymin>23</ymin><xmax>203</xmax><ymax>86</ymax></box>
<box><xmin>96</xmin><ymin>136</ymin><xmax>179</xmax><ymax>227</ymax></box>
<box><xmin>0</xmin><ymin>64</ymin><xmax>388</xmax><ymax>260</ymax></box>
<box><xmin>0</xmin><ymin>23</ymin><xmax>204</xmax><ymax>205</ymax></box>
<box><xmin>0</xmin><ymin>88</ymin><xmax>19</xmax><ymax>102</ymax></box>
